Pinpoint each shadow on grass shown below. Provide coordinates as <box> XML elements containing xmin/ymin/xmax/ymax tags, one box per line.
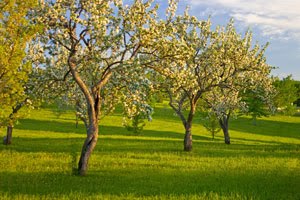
<box><xmin>232</xmin><ymin>136</ymin><xmax>298</xmax><ymax>146</ymax></box>
<box><xmin>9</xmin><ymin>116</ymin><xmax>300</xmax><ymax>160</ymax></box>
<box><xmin>1</xmin><ymin>136</ymin><xmax>190</xmax><ymax>154</ymax></box>
<box><xmin>0</xmin><ymin>168</ymin><xmax>298</xmax><ymax>199</ymax></box>
<box><xmin>2</xmin><ymin>136</ymin><xmax>298</xmax><ymax>159</ymax></box>
<box><xmin>230</xmin><ymin>117</ymin><xmax>300</xmax><ymax>139</ymax></box>
<box><xmin>15</xmin><ymin>119</ymin><xmax>86</xmax><ymax>135</ymax></box>
<box><xmin>15</xmin><ymin>118</ymin><xmax>209</xmax><ymax>141</ymax></box>
<box><xmin>154</xmin><ymin>106</ymin><xmax>300</xmax><ymax>140</ymax></box>
<box><xmin>151</xmin><ymin>106</ymin><xmax>181</xmax><ymax>123</ymax></box>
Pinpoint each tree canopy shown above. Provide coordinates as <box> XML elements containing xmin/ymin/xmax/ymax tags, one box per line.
<box><xmin>151</xmin><ymin>19</ymin><xmax>273</xmax><ymax>148</ymax></box>
<box><xmin>0</xmin><ymin>0</ymin><xmax>40</xmax><ymax>144</ymax></box>
<box><xmin>1</xmin><ymin>0</ymin><xmax>276</xmax><ymax>175</ymax></box>
<box><xmin>30</xmin><ymin>0</ymin><xmax>191</xmax><ymax>175</ymax></box>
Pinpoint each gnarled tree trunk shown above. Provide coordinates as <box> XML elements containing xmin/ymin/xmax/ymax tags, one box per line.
<box><xmin>69</xmin><ymin>53</ymin><xmax>107</xmax><ymax>176</ymax></box>
<box><xmin>78</xmin><ymin>122</ymin><xmax>98</xmax><ymax>176</ymax></box>
<box><xmin>222</xmin><ymin>126</ymin><xmax>230</xmax><ymax>144</ymax></box>
<box><xmin>219</xmin><ymin>113</ymin><xmax>230</xmax><ymax>144</ymax></box>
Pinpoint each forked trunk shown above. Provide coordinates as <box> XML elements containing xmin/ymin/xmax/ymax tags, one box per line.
<box><xmin>68</xmin><ymin>49</ymin><xmax>107</xmax><ymax>176</ymax></box>
<box><xmin>168</xmin><ymin>92</ymin><xmax>198</xmax><ymax>152</ymax></box>
<box><xmin>78</xmin><ymin>123</ymin><xmax>98</xmax><ymax>176</ymax></box>
<box><xmin>3</xmin><ymin>125</ymin><xmax>13</xmax><ymax>145</ymax></box>
<box><xmin>184</xmin><ymin>129</ymin><xmax>192</xmax><ymax>151</ymax></box>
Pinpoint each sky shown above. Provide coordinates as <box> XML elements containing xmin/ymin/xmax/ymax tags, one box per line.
<box><xmin>154</xmin><ymin>0</ymin><xmax>300</xmax><ymax>80</ymax></box>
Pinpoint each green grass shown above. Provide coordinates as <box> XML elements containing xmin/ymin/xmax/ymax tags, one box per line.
<box><xmin>0</xmin><ymin>103</ymin><xmax>299</xmax><ymax>200</ymax></box>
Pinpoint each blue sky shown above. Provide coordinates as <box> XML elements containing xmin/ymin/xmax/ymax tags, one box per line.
<box><xmin>153</xmin><ymin>0</ymin><xmax>300</xmax><ymax>80</ymax></box>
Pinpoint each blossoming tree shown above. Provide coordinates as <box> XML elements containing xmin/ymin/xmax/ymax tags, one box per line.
<box><xmin>155</xmin><ymin>19</ymin><xmax>273</xmax><ymax>150</ymax></box>
<box><xmin>32</xmin><ymin>0</ymin><xmax>188</xmax><ymax>175</ymax></box>
<box><xmin>202</xmin><ymin>22</ymin><xmax>273</xmax><ymax>144</ymax></box>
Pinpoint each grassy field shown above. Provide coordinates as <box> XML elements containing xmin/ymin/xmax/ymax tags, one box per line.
<box><xmin>0</xmin><ymin>103</ymin><xmax>299</xmax><ymax>200</ymax></box>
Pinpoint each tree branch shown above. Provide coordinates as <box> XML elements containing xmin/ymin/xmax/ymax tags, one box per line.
<box><xmin>168</xmin><ymin>90</ymin><xmax>187</xmax><ymax>126</ymax></box>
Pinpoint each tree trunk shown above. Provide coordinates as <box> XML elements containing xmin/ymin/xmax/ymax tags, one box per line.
<box><xmin>78</xmin><ymin>123</ymin><xmax>98</xmax><ymax>176</ymax></box>
<box><xmin>3</xmin><ymin>101</ymin><xmax>26</xmax><ymax>145</ymax></box>
<box><xmin>222</xmin><ymin>126</ymin><xmax>230</xmax><ymax>144</ymax></box>
<box><xmin>183</xmin><ymin>102</ymin><xmax>196</xmax><ymax>151</ymax></box>
<box><xmin>3</xmin><ymin>125</ymin><xmax>13</xmax><ymax>145</ymax></box>
<box><xmin>184</xmin><ymin>128</ymin><xmax>192</xmax><ymax>151</ymax></box>
<box><xmin>168</xmin><ymin>92</ymin><xmax>200</xmax><ymax>152</ymax></box>
<box><xmin>219</xmin><ymin>115</ymin><xmax>230</xmax><ymax>144</ymax></box>
<box><xmin>68</xmin><ymin>48</ymin><xmax>108</xmax><ymax>176</ymax></box>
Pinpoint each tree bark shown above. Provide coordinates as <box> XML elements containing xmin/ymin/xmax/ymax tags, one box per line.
<box><xmin>183</xmin><ymin>101</ymin><xmax>196</xmax><ymax>151</ymax></box>
<box><xmin>68</xmin><ymin>53</ymin><xmax>101</xmax><ymax>176</ymax></box>
<box><xmin>78</xmin><ymin>122</ymin><xmax>98</xmax><ymax>176</ymax></box>
<box><xmin>3</xmin><ymin>125</ymin><xmax>13</xmax><ymax>145</ymax></box>
<box><xmin>219</xmin><ymin>115</ymin><xmax>230</xmax><ymax>144</ymax></box>
<box><xmin>222</xmin><ymin>126</ymin><xmax>230</xmax><ymax>144</ymax></box>
<box><xmin>184</xmin><ymin>128</ymin><xmax>192</xmax><ymax>151</ymax></box>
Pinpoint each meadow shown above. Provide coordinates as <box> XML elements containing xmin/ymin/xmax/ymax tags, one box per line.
<box><xmin>0</xmin><ymin>103</ymin><xmax>299</xmax><ymax>200</ymax></box>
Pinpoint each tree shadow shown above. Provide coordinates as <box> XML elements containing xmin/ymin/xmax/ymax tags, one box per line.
<box><xmin>2</xmin><ymin>135</ymin><xmax>200</xmax><ymax>154</ymax></box>
<box><xmin>229</xmin><ymin>117</ymin><xmax>300</xmax><ymax>139</ymax></box>
<box><xmin>8</xmin><ymin>117</ymin><xmax>299</xmax><ymax>159</ymax></box>
<box><xmin>2</xmin><ymin>135</ymin><xmax>298</xmax><ymax>159</ymax></box>
<box><xmin>230</xmin><ymin>136</ymin><xmax>297</xmax><ymax>146</ymax></box>
<box><xmin>15</xmin><ymin>118</ymin><xmax>86</xmax><ymax>134</ymax></box>
<box><xmin>14</xmin><ymin>118</ymin><xmax>209</xmax><ymax>141</ymax></box>
<box><xmin>199</xmin><ymin>141</ymin><xmax>299</xmax><ymax>159</ymax></box>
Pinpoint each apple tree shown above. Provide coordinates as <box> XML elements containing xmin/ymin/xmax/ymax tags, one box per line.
<box><xmin>31</xmin><ymin>0</ymin><xmax>189</xmax><ymax>175</ymax></box>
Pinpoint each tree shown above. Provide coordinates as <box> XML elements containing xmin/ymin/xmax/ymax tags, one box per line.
<box><xmin>294</xmin><ymin>80</ymin><xmax>300</xmax><ymax>107</ymax></box>
<box><xmin>32</xmin><ymin>0</ymin><xmax>187</xmax><ymax>175</ymax></box>
<box><xmin>200</xmin><ymin>22</ymin><xmax>273</xmax><ymax>144</ymax></box>
<box><xmin>122</xmin><ymin>77</ymin><xmax>153</xmax><ymax>134</ymax></box>
<box><xmin>149</xmin><ymin>14</ymin><xmax>212</xmax><ymax>151</ymax></box>
<box><xmin>203</xmin><ymin>87</ymin><xmax>243</xmax><ymax>144</ymax></box>
<box><xmin>1</xmin><ymin>55</ymin><xmax>54</xmax><ymax>145</ymax></box>
<box><xmin>273</xmin><ymin>75</ymin><xmax>298</xmax><ymax>115</ymax></box>
<box><xmin>155</xmin><ymin>19</ymin><xmax>273</xmax><ymax>148</ymax></box>
<box><xmin>242</xmin><ymin>86</ymin><xmax>274</xmax><ymax>125</ymax></box>
<box><xmin>0</xmin><ymin>0</ymin><xmax>39</xmax><ymax>145</ymax></box>
<box><xmin>200</xmin><ymin>111</ymin><xmax>221</xmax><ymax>140</ymax></box>
<box><xmin>123</xmin><ymin>104</ymin><xmax>153</xmax><ymax>134</ymax></box>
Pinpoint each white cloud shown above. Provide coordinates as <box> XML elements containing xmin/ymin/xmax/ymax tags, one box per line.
<box><xmin>188</xmin><ymin>0</ymin><xmax>300</xmax><ymax>41</ymax></box>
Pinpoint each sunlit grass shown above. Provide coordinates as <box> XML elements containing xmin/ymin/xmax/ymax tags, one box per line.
<box><xmin>0</xmin><ymin>103</ymin><xmax>299</xmax><ymax>199</ymax></box>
